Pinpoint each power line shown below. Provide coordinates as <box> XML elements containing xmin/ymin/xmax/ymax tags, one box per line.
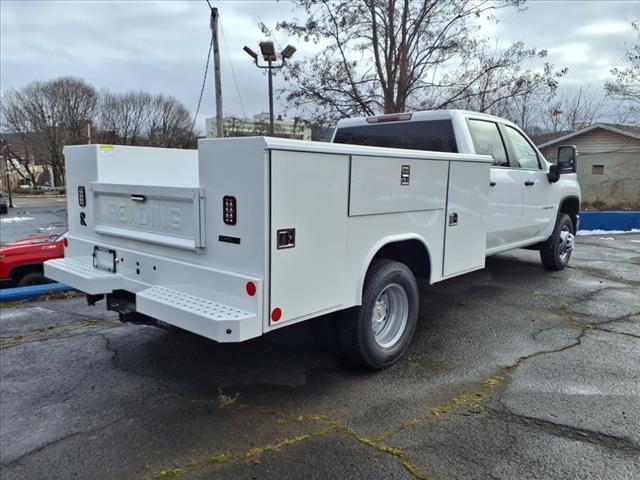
<box><xmin>219</xmin><ymin>18</ymin><xmax>247</xmax><ymax>118</ymax></box>
<box><xmin>191</xmin><ymin>31</ymin><xmax>214</xmax><ymax>133</ymax></box>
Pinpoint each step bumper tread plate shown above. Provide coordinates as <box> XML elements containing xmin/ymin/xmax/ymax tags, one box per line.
<box><xmin>44</xmin><ymin>258</ymin><xmax>123</xmax><ymax>294</ymax></box>
<box><xmin>136</xmin><ymin>285</ymin><xmax>259</xmax><ymax>342</ymax></box>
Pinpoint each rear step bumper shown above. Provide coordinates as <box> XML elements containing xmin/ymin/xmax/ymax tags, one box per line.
<box><xmin>44</xmin><ymin>258</ymin><xmax>261</xmax><ymax>343</ymax></box>
<box><xmin>44</xmin><ymin>258</ymin><xmax>123</xmax><ymax>294</ymax></box>
<box><xmin>137</xmin><ymin>286</ymin><xmax>256</xmax><ymax>342</ymax></box>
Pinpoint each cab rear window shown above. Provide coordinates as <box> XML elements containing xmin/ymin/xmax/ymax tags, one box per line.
<box><xmin>333</xmin><ymin>119</ymin><xmax>458</xmax><ymax>153</ymax></box>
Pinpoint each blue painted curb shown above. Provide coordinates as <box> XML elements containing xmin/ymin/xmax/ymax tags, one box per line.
<box><xmin>0</xmin><ymin>283</ymin><xmax>75</xmax><ymax>303</ymax></box>
<box><xmin>579</xmin><ymin>211</ymin><xmax>640</xmax><ymax>231</ymax></box>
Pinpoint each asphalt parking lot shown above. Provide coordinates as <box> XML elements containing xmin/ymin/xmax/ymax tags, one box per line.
<box><xmin>0</xmin><ymin>197</ymin><xmax>68</xmax><ymax>245</ymax></box>
<box><xmin>1</xmin><ymin>233</ymin><xmax>639</xmax><ymax>480</ymax></box>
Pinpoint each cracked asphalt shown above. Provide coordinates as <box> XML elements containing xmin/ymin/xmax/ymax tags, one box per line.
<box><xmin>1</xmin><ymin>233</ymin><xmax>639</xmax><ymax>480</ymax></box>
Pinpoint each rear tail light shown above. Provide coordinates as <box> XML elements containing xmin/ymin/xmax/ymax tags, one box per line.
<box><xmin>78</xmin><ymin>186</ymin><xmax>86</xmax><ymax>207</ymax></box>
<box><xmin>223</xmin><ymin>196</ymin><xmax>237</xmax><ymax>225</ymax></box>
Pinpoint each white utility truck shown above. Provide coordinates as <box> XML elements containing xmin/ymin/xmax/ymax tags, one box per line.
<box><xmin>45</xmin><ymin>110</ymin><xmax>580</xmax><ymax>369</ymax></box>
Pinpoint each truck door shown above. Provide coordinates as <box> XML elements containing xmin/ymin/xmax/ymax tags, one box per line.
<box><xmin>467</xmin><ymin>119</ymin><xmax>524</xmax><ymax>251</ymax></box>
<box><xmin>502</xmin><ymin>125</ymin><xmax>556</xmax><ymax>241</ymax></box>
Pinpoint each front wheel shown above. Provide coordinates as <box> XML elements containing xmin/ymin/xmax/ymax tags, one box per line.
<box><xmin>17</xmin><ymin>271</ymin><xmax>51</xmax><ymax>287</ymax></box>
<box><xmin>540</xmin><ymin>213</ymin><xmax>575</xmax><ymax>271</ymax></box>
<box><xmin>338</xmin><ymin>259</ymin><xmax>419</xmax><ymax>369</ymax></box>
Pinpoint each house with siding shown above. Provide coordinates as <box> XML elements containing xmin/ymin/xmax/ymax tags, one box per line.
<box><xmin>538</xmin><ymin>124</ymin><xmax>640</xmax><ymax>208</ymax></box>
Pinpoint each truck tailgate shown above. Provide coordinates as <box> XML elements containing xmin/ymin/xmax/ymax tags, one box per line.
<box><xmin>91</xmin><ymin>183</ymin><xmax>206</xmax><ymax>251</ymax></box>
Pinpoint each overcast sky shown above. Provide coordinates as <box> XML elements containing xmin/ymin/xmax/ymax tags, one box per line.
<box><xmin>1</xmin><ymin>0</ymin><xmax>638</xmax><ymax>132</ymax></box>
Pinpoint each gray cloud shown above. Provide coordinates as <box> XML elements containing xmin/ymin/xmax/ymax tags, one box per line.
<box><xmin>2</xmin><ymin>0</ymin><xmax>638</xmax><ymax>131</ymax></box>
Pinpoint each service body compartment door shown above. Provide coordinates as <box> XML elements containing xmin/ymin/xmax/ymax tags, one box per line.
<box><xmin>269</xmin><ymin>150</ymin><xmax>349</xmax><ymax>325</ymax></box>
<box><xmin>443</xmin><ymin>161</ymin><xmax>490</xmax><ymax>277</ymax></box>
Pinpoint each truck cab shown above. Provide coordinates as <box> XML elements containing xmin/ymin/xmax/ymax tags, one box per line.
<box><xmin>332</xmin><ymin>110</ymin><xmax>581</xmax><ymax>258</ymax></box>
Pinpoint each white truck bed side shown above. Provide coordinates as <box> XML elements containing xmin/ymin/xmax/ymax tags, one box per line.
<box><xmin>45</xmin><ymin>138</ymin><xmax>491</xmax><ymax>341</ymax></box>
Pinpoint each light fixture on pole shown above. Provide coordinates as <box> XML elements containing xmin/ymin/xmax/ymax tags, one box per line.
<box><xmin>243</xmin><ymin>42</ymin><xmax>296</xmax><ymax>135</ymax></box>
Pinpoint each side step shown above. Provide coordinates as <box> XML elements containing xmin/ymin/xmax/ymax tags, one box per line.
<box><xmin>136</xmin><ymin>286</ymin><xmax>260</xmax><ymax>343</ymax></box>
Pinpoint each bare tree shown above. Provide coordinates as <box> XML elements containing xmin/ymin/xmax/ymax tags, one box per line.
<box><xmin>98</xmin><ymin>91</ymin><xmax>152</xmax><ymax>145</ymax></box>
<box><xmin>1</xmin><ymin>76</ymin><xmax>98</xmax><ymax>186</ymax></box>
<box><xmin>146</xmin><ymin>95</ymin><xmax>197</xmax><ymax>149</ymax></box>
<box><xmin>267</xmin><ymin>0</ymin><xmax>564</xmax><ymax>123</ymax></box>
<box><xmin>605</xmin><ymin>20</ymin><xmax>640</xmax><ymax>124</ymax></box>
<box><xmin>538</xmin><ymin>86</ymin><xmax>605</xmax><ymax>135</ymax></box>
<box><xmin>448</xmin><ymin>42</ymin><xmax>566</xmax><ymax>129</ymax></box>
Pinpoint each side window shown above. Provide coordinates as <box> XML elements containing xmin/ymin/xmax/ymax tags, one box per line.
<box><xmin>467</xmin><ymin>119</ymin><xmax>508</xmax><ymax>167</ymax></box>
<box><xmin>504</xmin><ymin>126</ymin><xmax>540</xmax><ymax>169</ymax></box>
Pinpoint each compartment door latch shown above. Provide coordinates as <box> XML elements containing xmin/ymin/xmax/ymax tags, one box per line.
<box><xmin>401</xmin><ymin>165</ymin><xmax>410</xmax><ymax>186</ymax></box>
<box><xmin>448</xmin><ymin>212</ymin><xmax>458</xmax><ymax>226</ymax></box>
<box><xmin>276</xmin><ymin>228</ymin><xmax>296</xmax><ymax>249</ymax></box>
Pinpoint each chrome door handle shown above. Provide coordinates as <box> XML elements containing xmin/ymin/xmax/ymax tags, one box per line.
<box><xmin>130</xmin><ymin>195</ymin><xmax>146</xmax><ymax>202</ymax></box>
<box><xmin>524</xmin><ymin>180</ymin><xmax>535</xmax><ymax>186</ymax></box>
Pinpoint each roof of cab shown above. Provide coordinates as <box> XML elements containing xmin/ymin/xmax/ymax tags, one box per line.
<box><xmin>335</xmin><ymin>109</ymin><xmax>517</xmax><ymax>129</ymax></box>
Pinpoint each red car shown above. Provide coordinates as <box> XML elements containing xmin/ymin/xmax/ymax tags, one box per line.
<box><xmin>0</xmin><ymin>234</ymin><xmax>65</xmax><ymax>288</ymax></box>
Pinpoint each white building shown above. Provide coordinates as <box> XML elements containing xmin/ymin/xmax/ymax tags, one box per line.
<box><xmin>205</xmin><ymin>113</ymin><xmax>312</xmax><ymax>140</ymax></box>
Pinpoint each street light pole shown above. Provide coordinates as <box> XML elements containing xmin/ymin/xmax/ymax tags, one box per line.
<box><xmin>267</xmin><ymin>59</ymin><xmax>274</xmax><ymax>135</ymax></box>
<box><xmin>243</xmin><ymin>42</ymin><xmax>296</xmax><ymax>136</ymax></box>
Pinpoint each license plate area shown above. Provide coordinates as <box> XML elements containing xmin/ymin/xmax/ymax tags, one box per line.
<box><xmin>93</xmin><ymin>246</ymin><xmax>116</xmax><ymax>273</ymax></box>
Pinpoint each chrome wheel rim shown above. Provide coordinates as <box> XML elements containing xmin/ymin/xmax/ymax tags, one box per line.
<box><xmin>371</xmin><ymin>283</ymin><xmax>408</xmax><ymax>348</ymax></box>
<box><xmin>558</xmin><ymin>224</ymin><xmax>575</xmax><ymax>261</ymax></box>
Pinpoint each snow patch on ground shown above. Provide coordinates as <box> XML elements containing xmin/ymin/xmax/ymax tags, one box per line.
<box><xmin>577</xmin><ymin>229</ymin><xmax>640</xmax><ymax>236</ymax></box>
<box><xmin>0</xmin><ymin>216</ymin><xmax>35</xmax><ymax>223</ymax></box>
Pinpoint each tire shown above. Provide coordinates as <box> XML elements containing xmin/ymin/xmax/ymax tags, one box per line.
<box><xmin>0</xmin><ymin>206</ymin><xmax>7</xmax><ymax>215</ymax></box>
<box><xmin>540</xmin><ymin>213</ymin><xmax>575</xmax><ymax>271</ymax></box>
<box><xmin>17</xmin><ymin>271</ymin><xmax>51</xmax><ymax>287</ymax></box>
<box><xmin>338</xmin><ymin>259</ymin><xmax>419</xmax><ymax>369</ymax></box>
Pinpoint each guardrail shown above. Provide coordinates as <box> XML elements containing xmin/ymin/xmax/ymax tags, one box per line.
<box><xmin>579</xmin><ymin>211</ymin><xmax>640</xmax><ymax>231</ymax></box>
<box><xmin>0</xmin><ymin>283</ymin><xmax>75</xmax><ymax>303</ymax></box>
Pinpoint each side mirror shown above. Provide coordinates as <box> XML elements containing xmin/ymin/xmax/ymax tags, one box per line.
<box><xmin>557</xmin><ymin>145</ymin><xmax>577</xmax><ymax>173</ymax></box>
<box><xmin>548</xmin><ymin>145</ymin><xmax>577</xmax><ymax>183</ymax></box>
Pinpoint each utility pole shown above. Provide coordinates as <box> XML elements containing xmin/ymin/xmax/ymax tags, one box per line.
<box><xmin>211</xmin><ymin>7</ymin><xmax>224</xmax><ymax>138</ymax></box>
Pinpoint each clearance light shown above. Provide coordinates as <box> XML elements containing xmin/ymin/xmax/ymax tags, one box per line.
<box><xmin>271</xmin><ymin>308</ymin><xmax>282</xmax><ymax>322</ymax></box>
<box><xmin>365</xmin><ymin>113</ymin><xmax>412</xmax><ymax>123</ymax></box>
<box><xmin>223</xmin><ymin>196</ymin><xmax>237</xmax><ymax>225</ymax></box>
<box><xmin>246</xmin><ymin>281</ymin><xmax>256</xmax><ymax>296</ymax></box>
<box><xmin>78</xmin><ymin>186</ymin><xmax>86</xmax><ymax>207</ymax></box>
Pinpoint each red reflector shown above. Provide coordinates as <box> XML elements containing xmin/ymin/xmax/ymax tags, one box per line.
<box><xmin>271</xmin><ymin>308</ymin><xmax>282</xmax><ymax>322</ymax></box>
<box><xmin>365</xmin><ymin>113</ymin><xmax>412</xmax><ymax>123</ymax></box>
<box><xmin>78</xmin><ymin>186</ymin><xmax>86</xmax><ymax>207</ymax></box>
<box><xmin>246</xmin><ymin>281</ymin><xmax>256</xmax><ymax>296</ymax></box>
<box><xmin>63</xmin><ymin>238</ymin><xmax>68</xmax><ymax>248</ymax></box>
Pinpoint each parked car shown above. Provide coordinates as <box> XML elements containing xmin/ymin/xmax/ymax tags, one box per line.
<box><xmin>0</xmin><ymin>193</ymin><xmax>8</xmax><ymax>214</ymax></box>
<box><xmin>0</xmin><ymin>234</ymin><xmax>65</xmax><ymax>288</ymax></box>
